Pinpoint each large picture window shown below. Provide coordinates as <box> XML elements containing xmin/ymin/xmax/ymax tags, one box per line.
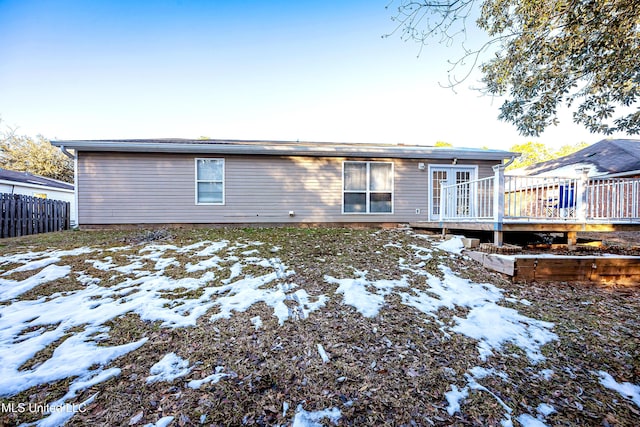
<box><xmin>343</xmin><ymin>161</ymin><xmax>393</xmax><ymax>213</ymax></box>
<box><xmin>195</xmin><ymin>158</ymin><xmax>224</xmax><ymax>205</ymax></box>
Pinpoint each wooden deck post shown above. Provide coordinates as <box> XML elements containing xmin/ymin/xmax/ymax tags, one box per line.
<box><xmin>492</xmin><ymin>164</ymin><xmax>506</xmax><ymax>247</ymax></box>
<box><xmin>575</xmin><ymin>166</ymin><xmax>590</xmax><ymax>223</ymax></box>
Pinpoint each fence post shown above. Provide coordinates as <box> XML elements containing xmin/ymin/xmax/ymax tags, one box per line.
<box><xmin>492</xmin><ymin>164</ymin><xmax>506</xmax><ymax>246</ymax></box>
<box><xmin>575</xmin><ymin>167</ymin><xmax>590</xmax><ymax>223</ymax></box>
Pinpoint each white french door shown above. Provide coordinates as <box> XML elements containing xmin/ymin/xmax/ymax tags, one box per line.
<box><xmin>428</xmin><ymin>166</ymin><xmax>477</xmax><ymax>220</ymax></box>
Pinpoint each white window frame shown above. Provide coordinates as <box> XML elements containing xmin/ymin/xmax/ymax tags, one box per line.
<box><xmin>427</xmin><ymin>164</ymin><xmax>478</xmax><ymax>221</ymax></box>
<box><xmin>342</xmin><ymin>161</ymin><xmax>394</xmax><ymax>214</ymax></box>
<box><xmin>195</xmin><ymin>158</ymin><xmax>225</xmax><ymax>205</ymax></box>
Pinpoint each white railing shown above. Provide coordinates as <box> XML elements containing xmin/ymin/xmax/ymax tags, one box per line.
<box><xmin>587</xmin><ymin>177</ymin><xmax>640</xmax><ymax>220</ymax></box>
<box><xmin>503</xmin><ymin>175</ymin><xmax>580</xmax><ymax>220</ymax></box>
<box><xmin>439</xmin><ymin>168</ymin><xmax>640</xmax><ymax>224</ymax></box>
<box><xmin>439</xmin><ymin>176</ymin><xmax>494</xmax><ymax>220</ymax></box>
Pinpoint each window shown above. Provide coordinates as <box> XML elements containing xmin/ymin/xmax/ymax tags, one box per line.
<box><xmin>343</xmin><ymin>161</ymin><xmax>393</xmax><ymax>213</ymax></box>
<box><xmin>195</xmin><ymin>158</ymin><xmax>224</xmax><ymax>204</ymax></box>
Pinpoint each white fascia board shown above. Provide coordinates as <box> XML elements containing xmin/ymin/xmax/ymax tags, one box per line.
<box><xmin>600</xmin><ymin>169</ymin><xmax>640</xmax><ymax>178</ymax></box>
<box><xmin>51</xmin><ymin>140</ymin><xmax>515</xmax><ymax>161</ymax></box>
<box><xmin>0</xmin><ymin>179</ymin><xmax>74</xmax><ymax>193</ymax></box>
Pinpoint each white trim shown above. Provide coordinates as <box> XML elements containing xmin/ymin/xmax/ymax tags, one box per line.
<box><xmin>195</xmin><ymin>158</ymin><xmax>225</xmax><ymax>205</ymax></box>
<box><xmin>74</xmin><ymin>155</ymin><xmax>79</xmax><ymax>227</ymax></box>
<box><xmin>427</xmin><ymin>164</ymin><xmax>478</xmax><ymax>221</ymax></box>
<box><xmin>600</xmin><ymin>169</ymin><xmax>640</xmax><ymax>179</ymax></box>
<box><xmin>0</xmin><ymin>179</ymin><xmax>74</xmax><ymax>193</ymax></box>
<box><xmin>51</xmin><ymin>140</ymin><xmax>514</xmax><ymax>161</ymax></box>
<box><xmin>342</xmin><ymin>161</ymin><xmax>394</xmax><ymax>214</ymax></box>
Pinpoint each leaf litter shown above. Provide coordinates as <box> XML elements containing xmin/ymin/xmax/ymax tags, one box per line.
<box><xmin>0</xmin><ymin>227</ymin><xmax>637</xmax><ymax>426</ymax></box>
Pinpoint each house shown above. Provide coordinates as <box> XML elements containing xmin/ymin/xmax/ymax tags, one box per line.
<box><xmin>0</xmin><ymin>168</ymin><xmax>77</xmax><ymax>225</ymax></box>
<box><xmin>521</xmin><ymin>139</ymin><xmax>640</xmax><ymax>179</ymax></box>
<box><xmin>514</xmin><ymin>139</ymin><xmax>640</xmax><ymax>223</ymax></box>
<box><xmin>49</xmin><ymin>139</ymin><xmax>515</xmax><ymax>228</ymax></box>
<box><xmin>415</xmin><ymin>139</ymin><xmax>640</xmax><ymax>246</ymax></box>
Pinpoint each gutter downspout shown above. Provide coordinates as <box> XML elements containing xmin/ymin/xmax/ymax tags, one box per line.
<box><xmin>59</xmin><ymin>146</ymin><xmax>75</xmax><ymax>159</ymax></box>
<box><xmin>57</xmin><ymin>146</ymin><xmax>78</xmax><ymax>228</ymax></box>
<box><xmin>503</xmin><ymin>155</ymin><xmax>517</xmax><ymax>168</ymax></box>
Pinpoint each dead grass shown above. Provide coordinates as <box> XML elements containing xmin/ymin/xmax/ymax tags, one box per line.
<box><xmin>0</xmin><ymin>227</ymin><xmax>638</xmax><ymax>426</ymax></box>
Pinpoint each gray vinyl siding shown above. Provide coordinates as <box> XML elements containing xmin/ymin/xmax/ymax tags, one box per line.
<box><xmin>77</xmin><ymin>152</ymin><xmax>498</xmax><ymax>225</ymax></box>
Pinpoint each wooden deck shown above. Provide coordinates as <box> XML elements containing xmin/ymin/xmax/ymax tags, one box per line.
<box><xmin>422</xmin><ymin>165</ymin><xmax>640</xmax><ymax>245</ymax></box>
<box><xmin>410</xmin><ymin>220</ymin><xmax>640</xmax><ymax>233</ymax></box>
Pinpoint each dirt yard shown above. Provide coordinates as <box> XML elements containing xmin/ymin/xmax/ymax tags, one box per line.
<box><xmin>0</xmin><ymin>227</ymin><xmax>638</xmax><ymax>426</ymax></box>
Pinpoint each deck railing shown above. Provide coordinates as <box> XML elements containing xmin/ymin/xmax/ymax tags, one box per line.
<box><xmin>439</xmin><ymin>167</ymin><xmax>640</xmax><ymax>223</ymax></box>
<box><xmin>503</xmin><ymin>175</ymin><xmax>580</xmax><ymax>220</ymax></box>
<box><xmin>587</xmin><ymin>177</ymin><xmax>640</xmax><ymax>221</ymax></box>
<box><xmin>439</xmin><ymin>176</ymin><xmax>494</xmax><ymax>220</ymax></box>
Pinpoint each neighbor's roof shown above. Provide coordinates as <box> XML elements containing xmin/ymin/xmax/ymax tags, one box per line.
<box><xmin>523</xmin><ymin>139</ymin><xmax>640</xmax><ymax>177</ymax></box>
<box><xmin>50</xmin><ymin>138</ymin><xmax>516</xmax><ymax>161</ymax></box>
<box><xmin>0</xmin><ymin>168</ymin><xmax>74</xmax><ymax>190</ymax></box>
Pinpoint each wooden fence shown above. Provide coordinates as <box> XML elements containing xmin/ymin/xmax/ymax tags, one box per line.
<box><xmin>0</xmin><ymin>193</ymin><xmax>71</xmax><ymax>238</ymax></box>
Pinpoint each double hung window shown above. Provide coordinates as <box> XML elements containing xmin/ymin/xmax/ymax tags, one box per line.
<box><xmin>195</xmin><ymin>158</ymin><xmax>224</xmax><ymax>204</ymax></box>
<box><xmin>343</xmin><ymin>161</ymin><xmax>393</xmax><ymax>213</ymax></box>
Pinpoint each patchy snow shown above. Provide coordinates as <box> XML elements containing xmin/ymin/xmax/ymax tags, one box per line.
<box><xmin>143</xmin><ymin>416</ymin><xmax>175</xmax><ymax>427</ymax></box>
<box><xmin>35</xmin><ymin>392</ymin><xmax>98</xmax><ymax>427</ymax></box>
<box><xmin>399</xmin><ymin>264</ymin><xmax>557</xmax><ymax>363</ymax></box>
<box><xmin>537</xmin><ymin>403</ymin><xmax>556</xmax><ymax>417</ymax></box>
<box><xmin>251</xmin><ymin>315</ymin><xmax>263</xmax><ymax>330</ymax></box>
<box><xmin>85</xmin><ymin>257</ymin><xmax>118</xmax><ymax>271</ymax></box>
<box><xmin>146</xmin><ymin>352</ymin><xmax>192</xmax><ymax>383</ymax></box>
<box><xmin>517</xmin><ymin>414</ymin><xmax>549</xmax><ymax>427</ymax></box>
<box><xmin>408</xmin><ymin>244</ymin><xmax>432</xmax><ymax>260</ymax></box>
<box><xmin>537</xmin><ymin>369</ymin><xmax>555</xmax><ymax>380</ymax></box>
<box><xmin>291</xmin><ymin>405</ymin><xmax>341</xmax><ymax>427</ymax></box>
<box><xmin>185</xmin><ymin>255</ymin><xmax>224</xmax><ymax>272</ymax></box>
<box><xmin>0</xmin><ymin>247</ymin><xmax>93</xmax><ymax>274</ymax></box>
<box><xmin>187</xmin><ymin>366</ymin><xmax>231</xmax><ymax>389</ymax></box>
<box><xmin>325</xmin><ymin>270</ymin><xmax>409</xmax><ymax>317</ymax></box>
<box><xmin>469</xmin><ymin>366</ymin><xmax>509</xmax><ymax>381</ymax></box>
<box><xmin>445</xmin><ymin>384</ymin><xmax>468</xmax><ymax>415</ymax></box>
<box><xmin>453</xmin><ymin>302</ymin><xmax>557</xmax><ymax>363</ymax></box>
<box><xmin>0</xmin><ymin>233</ymin><xmax>568</xmax><ymax>425</ymax></box>
<box><xmin>435</xmin><ymin>236</ymin><xmax>465</xmax><ymax>254</ymax></box>
<box><xmin>317</xmin><ymin>343</ymin><xmax>330</xmax><ymax>363</ymax></box>
<box><xmin>0</xmin><ymin>238</ymin><xmax>330</xmax><ymax>425</ymax></box>
<box><xmin>448</xmin><ymin>373</ymin><xmax>515</xmax><ymax>425</ymax></box>
<box><xmin>0</xmin><ymin>321</ymin><xmax>147</xmax><ymax>396</ymax></box>
<box><xmin>195</xmin><ymin>240</ymin><xmax>229</xmax><ymax>256</ymax></box>
<box><xmin>599</xmin><ymin>371</ymin><xmax>640</xmax><ymax>407</ymax></box>
<box><xmin>0</xmin><ymin>264</ymin><xmax>71</xmax><ymax>301</ymax></box>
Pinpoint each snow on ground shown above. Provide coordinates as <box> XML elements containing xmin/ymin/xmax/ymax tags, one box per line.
<box><xmin>143</xmin><ymin>415</ymin><xmax>175</xmax><ymax>427</ymax></box>
<box><xmin>317</xmin><ymin>343</ymin><xmax>330</xmax><ymax>363</ymax></box>
<box><xmin>325</xmin><ymin>238</ymin><xmax>558</xmax><ymax>425</ymax></box>
<box><xmin>324</xmin><ymin>270</ymin><xmax>409</xmax><ymax>318</ymax></box>
<box><xmin>291</xmin><ymin>404</ymin><xmax>341</xmax><ymax>427</ymax></box>
<box><xmin>435</xmin><ymin>235</ymin><xmax>465</xmax><ymax>254</ymax></box>
<box><xmin>146</xmin><ymin>352</ymin><xmax>192</xmax><ymax>383</ymax></box>
<box><xmin>0</xmin><ymin>232</ymin><xmax>564</xmax><ymax>425</ymax></box>
<box><xmin>0</xmin><ymin>239</ymin><xmax>326</xmax><ymax>424</ymax></box>
<box><xmin>187</xmin><ymin>366</ymin><xmax>233</xmax><ymax>390</ymax></box>
<box><xmin>0</xmin><ymin>264</ymin><xmax>71</xmax><ymax>301</ymax></box>
<box><xmin>599</xmin><ymin>371</ymin><xmax>640</xmax><ymax>407</ymax></box>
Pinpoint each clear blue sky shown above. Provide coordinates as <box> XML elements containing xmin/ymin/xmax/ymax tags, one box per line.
<box><xmin>0</xmin><ymin>0</ymin><xmax>625</xmax><ymax>150</ymax></box>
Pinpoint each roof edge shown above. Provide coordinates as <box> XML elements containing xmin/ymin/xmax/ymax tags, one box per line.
<box><xmin>51</xmin><ymin>140</ymin><xmax>516</xmax><ymax>161</ymax></box>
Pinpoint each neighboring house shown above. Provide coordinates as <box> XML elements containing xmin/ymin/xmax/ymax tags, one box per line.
<box><xmin>520</xmin><ymin>138</ymin><xmax>640</xmax><ymax>178</ymax></box>
<box><xmin>0</xmin><ymin>168</ymin><xmax>77</xmax><ymax>225</ymax></box>
<box><xmin>50</xmin><ymin>139</ymin><xmax>515</xmax><ymax>227</ymax></box>
<box><xmin>506</xmin><ymin>139</ymin><xmax>640</xmax><ymax>223</ymax></box>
